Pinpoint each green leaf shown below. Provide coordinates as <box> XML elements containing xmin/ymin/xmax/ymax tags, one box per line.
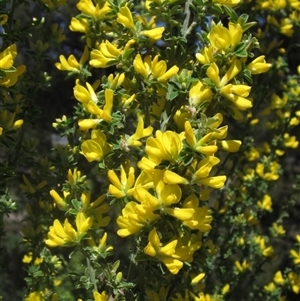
<box><xmin>223</xmin><ymin>5</ymin><xmax>239</xmax><ymax>22</ymax></box>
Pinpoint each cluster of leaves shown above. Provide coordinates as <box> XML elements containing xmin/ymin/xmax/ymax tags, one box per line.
<box><xmin>1</xmin><ymin>0</ymin><xmax>300</xmax><ymax>301</ymax></box>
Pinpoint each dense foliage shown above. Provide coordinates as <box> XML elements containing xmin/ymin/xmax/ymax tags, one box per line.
<box><xmin>1</xmin><ymin>0</ymin><xmax>300</xmax><ymax>300</ymax></box>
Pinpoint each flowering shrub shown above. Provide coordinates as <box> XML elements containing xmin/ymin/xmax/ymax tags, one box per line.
<box><xmin>1</xmin><ymin>0</ymin><xmax>300</xmax><ymax>300</ymax></box>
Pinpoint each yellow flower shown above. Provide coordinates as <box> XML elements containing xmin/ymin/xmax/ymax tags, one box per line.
<box><xmin>108</xmin><ymin>163</ymin><xmax>136</xmax><ymax>198</ymax></box>
<box><xmin>208</xmin><ymin>22</ymin><xmax>243</xmax><ymax>51</ymax></box>
<box><xmin>93</xmin><ymin>291</ymin><xmax>108</xmax><ymax>301</ymax></box>
<box><xmin>189</xmin><ymin>80</ymin><xmax>213</xmax><ymax>107</ymax></box>
<box><xmin>90</xmin><ymin>40</ymin><xmax>123</xmax><ymax>68</ymax></box>
<box><xmin>247</xmin><ymin>55</ymin><xmax>271</xmax><ymax>75</ymax></box>
<box><xmin>76</xmin><ymin>0</ymin><xmax>112</xmax><ymax>19</ymax></box>
<box><xmin>25</xmin><ymin>291</ymin><xmax>44</xmax><ymax>301</ymax></box>
<box><xmin>133</xmin><ymin>54</ymin><xmax>179</xmax><ymax>82</ymax></box>
<box><xmin>55</xmin><ymin>46</ymin><xmax>89</xmax><ymax>72</ymax></box>
<box><xmin>80</xmin><ymin>192</ymin><xmax>110</xmax><ymax>227</ymax></box>
<box><xmin>117</xmin><ymin>201</ymin><xmax>159</xmax><ymax>237</ymax></box>
<box><xmin>117</xmin><ymin>4</ymin><xmax>135</xmax><ymax>30</ymax></box>
<box><xmin>274</xmin><ymin>271</ymin><xmax>285</xmax><ymax>285</ymax></box>
<box><xmin>213</xmin><ymin>0</ymin><xmax>240</xmax><ymax>6</ymax></box>
<box><xmin>290</xmin><ymin>249</ymin><xmax>300</xmax><ymax>265</ymax></box>
<box><xmin>69</xmin><ymin>17</ymin><xmax>89</xmax><ymax>33</ymax></box>
<box><xmin>80</xmin><ymin>130</ymin><xmax>110</xmax><ymax>162</ymax></box>
<box><xmin>144</xmin><ymin>130</ymin><xmax>183</xmax><ymax>164</ymax></box>
<box><xmin>191</xmin><ymin>156</ymin><xmax>226</xmax><ymax>189</ymax></box>
<box><xmin>235</xmin><ymin>259</ymin><xmax>250</xmax><ymax>272</ymax></box>
<box><xmin>196</xmin><ymin>46</ymin><xmax>215</xmax><ymax>65</ymax></box>
<box><xmin>182</xmin><ymin>194</ymin><xmax>213</xmax><ymax>232</ymax></box>
<box><xmin>257</xmin><ymin>194</ymin><xmax>272</xmax><ymax>211</ymax></box>
<box><xmin>74</xmin><ymin>83</ymin><xmax>113</xmax><ymax>123</ymax></box>
<box><xmin>184</xmin><ymin>121</ymin><xmax>219</xmax><ymax>155</ymax></box>
<box><xmin>206</xmin><ymin>60</ymin><xmax>252</xmax><ymax>112</ymax></box>
<box><xmin>141</xmin><ymin>27</ymin><xmax>165</xmax><ymax>41</ymax></box>
<box><xmin>88</xmin><ymin>233</ymin><xmax>113</xmax><ymax>254</ymax></box>
<box><xmin>50</xmin><ymin>189</ymin><xmax>69</xmax><ymax>211</ymax></box>
<box><xmin>123</xmin><ymin>115</ymin><xmax>153</xmax><ymax>149</ymax></box>
<box><xmin>256</xmin><ymin>161</ymin><xmax>280</xmax><ymax>181</ymax></box>
<box><xmin>0</xmin><ymin>14</ymin><xmax>8</xmax><ymax>25</ymax></box>
<box><xmin>288</xmin><ymin>272</ymin><xmax>300</xmax><ymax>294</ymax></box>
<box><xmin>0</xmin><ymin>110</ymin><xmax>23</xmax><ymax>134</ymax></box>
<box><xmin>45</xmin><ymin>212</ymin><xmax>93</xmax><ymax>247</ymax></box>
<box><xmin>144</xmin><ymin>227</ymin><xmax>183</xmax><ymax>274</ymax></box>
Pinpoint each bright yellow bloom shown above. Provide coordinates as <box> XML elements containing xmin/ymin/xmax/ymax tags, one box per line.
<box><xmin>288</xmin><ymin>272</ymin><xmax>300</xmax><ymax>294</ymax></box>
<box><xmin>108</xmin><ymin>164</ymin><xmax>135</xmax><ymax>198</ymax></box>
<box><xmin>69</xmin><ymin>17</ymin><xmax>89</xmax><ymax>33</ymax></box>
<box><xmin>107</xmin><ymin>72</ymin><xmax>125</xmax><ymax>90</ymax></box>
<box><xmin>117</xmin><ymin>201</ymin><xmax>159</xmax><ymax>237</ymax></box>
<box><xmin>256</xmin><ymin>161</ymin><xmax>280</xmax><ymax>181</ymax></box>
<box><xmin>191</xmin><ymin>156</ymin><xmax>227</xmax><ymax>188</ymax></box>
<box><xmin>123</xmin><ymin>115</ymin><xmax>153</xmax><ymax>149</ymax></box>
<box><xmin>207</xmin><ymin>61</ymin><xmax>252</xmax><ymax>111</ymax></box>
<box><xmin>208</xmin><ymin>22</ymin><xmax>243</xmax><ymax>51</ymax></box>
<box><xmin>182</xmin><ymin>194</ymin><xmax>213</xmax><ymax>232</ymax></box>
<box><xmin>213</xmin><ymin>0</ymin><xmax>240</xmax><ymax>6</ymax></box>
<box><xmin>88</xmin><ymin>233</ymin><xmax>113</xmax><ymax>254</ymax></box>
<box><xmin>141</xmin><ymin>27</ymin><xmax>165</xmax><ymax>41</ymax></box>
<box><xmin>257</xmin><ymin>194</ymin><xmax>272</xmax><ymax>211</ymax></box>
<box><xmin>253</xmin><ymin>235</ymin><xmax>274</xmax><ymax>257</ymax></box>
<box><xmin>274</xmin><ymin>271</ymin><xmax>285</xmax><ymax>285</ymax></box>
<box><xmin>290</xmin><ymin>249</ymin><xmax>300</xmax><ymax>265</ymax></box>
<box><xmin>196</xmin><ymin>46</ymin><xmax>215</xmax><ymax>65</ymax></box>
<box><xmin>247</xmin><ymin>55</ymin><xmax>271</xmax><ymax>75</ymax></box>
<box><xmin>80</xmin><ymin>130</ymin><xmax>111</xmax><ymax>162</ymax></box>
<box><xmin>0</xmin><ymin>44</ymin><xmax>26</xmax><ymax>87</ymax></box>
<box><xmin>25</xmin><ymin>291</ymin><xmax>44</xmax><ymax>301</ymax></box>
<box><xmin>133</xmin><ymin>54</ymin><xmax>179</xmax><ymax>82</ymax></box>
<box><xmin>74</xmin><ymin>83</ymin><xmax>113</xmax><ymax>123</ymax></box>
<box><xmin>144</xmin><ymin>130</ymin><xmax>183</xmax><ymax>165</ymax></box>
<box><xmin>184</xmin><ymin>121</ymin><xmax>218</xmax><ymax>155</ymax></box>
<box><xmin>93</xmin><ymin>291</ymin><xmax>108</xmax><ymax>301</ymax></box>
<box><xmin>55</xmin><ymin>46</ymin><xmax>89</xmax><ymax>72</ymax></box>
<box><xmin>50</xmin><ymin>189</ymin><xmax>69</xmax><ymax>211</ymax></box>
<box><xmin>90</xmin><ymin>40</ymin><xmax>123</xmax><ymax>68</ymax></box>
<box><xmin>144</xmin><ymin>227</ymin><xmax>183</xmax><ymax>274</ymax></box>
<box><xmin>76</xmin><ymin>0</ymin><xmax>112</xmax><ymax>19</ymax></box>
<box><xmin>80</xmin><ymin>192</ymin><xmax>110</xmax><ymax>227</ymax></box>
<box><xmin>45</xmin><ymin>212</ymin><xmax>93</xmax><ymax>247</ymax></box>
<box><xmin>189</xmin><ymin>80</ymin><xmax>213</xmax><ymax>107</ymax></box>
<box><xmin>235</xmin><ymin>259</ymin><xmax>250</xmax><ymax>272</ymax></box>
<box><xmin>117</xmin><ymin>3</ymin><xmax>135</xmax><ymax>30</ymax></box>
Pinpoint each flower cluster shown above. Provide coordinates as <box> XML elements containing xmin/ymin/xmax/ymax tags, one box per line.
<box><xmin>1</xmin><ymin>0</ymin><xmax>300</xmax><ymax>300</ymax></box>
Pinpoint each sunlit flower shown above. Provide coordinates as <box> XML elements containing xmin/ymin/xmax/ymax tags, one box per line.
<box><xmin>108</xmin><ymin>163</ymin><xmax>135</xmax><ymax>198</ymax></box>
<box><xmin>117</xmin><ymin>202</ymin><xmax>159</xmax><ymax>237</ymax></box>
<box><xmin>80</xmin><ymin>130</ymin><xmax>111</xmax><ymax>162</ymax></box>
<box><xmin>55</xmin><ymin>46</ymin><xmax>89</xmax><ymax>72</ymax></box>
<box><xmin>45</xmin><ymin>212</ymin><xmax>93</xmax><ymax>247</ymax></box>
<box><xmin>133</xmin><ymin>54</ymin><xmax>179</xmax><ymax>82</ymax></box>
<box><xmin>117</xmin><ymin>3</ymin><xmax>135</xmax><ymax>30</ymax></box>
<box><xmin>93</xmin><ymin>291</ymin><xmax>109</xmax><ymax>301</ymax></box>
<box><xmin>144</xmin><ymin>227</ymin><xmax>183</xmax><ymax>274</ymax></box>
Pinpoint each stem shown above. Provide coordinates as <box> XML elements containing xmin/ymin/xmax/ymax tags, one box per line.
<box><xmin>86</xmin><ymin>257</ymin><xmax>98</xmax><ymax>292</ymax></box>
<box><xmin>181</xmin><ymin>0</ymin><xmax>193</xmax><ymax>38</ymax></box>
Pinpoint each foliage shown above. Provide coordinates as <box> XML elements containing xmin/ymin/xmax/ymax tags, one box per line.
<box><xmin>1</xmin><ymin>0</ymin><xmax>300</xmax><ymax>300</ymax></box>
